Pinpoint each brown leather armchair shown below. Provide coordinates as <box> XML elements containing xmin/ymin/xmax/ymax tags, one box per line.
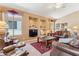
<box><xmin>0</xmin><ymin>45</ymin><xmax>29</xmax><ymax>56</ymax></box>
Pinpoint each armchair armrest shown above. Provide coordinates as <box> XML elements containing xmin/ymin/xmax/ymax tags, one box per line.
<box><xmin>11</xmin><ymin>50</ymin><xmax>29</xmax><ymax>56</ymax></box>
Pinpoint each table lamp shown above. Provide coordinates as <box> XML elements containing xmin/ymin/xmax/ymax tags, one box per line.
<box><xmin>0</xmin><ymin>20</ymin><xmax>8</xmax><ymax>34</ymax></box>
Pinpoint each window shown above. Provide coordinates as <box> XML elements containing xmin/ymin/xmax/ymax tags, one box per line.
<box><xmin>7</xmin><ymin>20</ymin><xmax>22</xmax><ymax>36</ymax></box>
<box><xmin>55</xmin><ymin>23</ymin><xmax>68</xmax><ymax>31</ymax></box>
<box><xmin>55</xmin><ymin>23</ymin><xmax>60</xmax><ymax>31</ymax></box>
<box><xmin>5</xmin><ymin>13</ymin><xmax>22</xmax><ymax>36</ymax></box>
<box><xmin>8</xmin><ymin>21</ymin><xmax>17</xmax><ymax>29</ymax></box>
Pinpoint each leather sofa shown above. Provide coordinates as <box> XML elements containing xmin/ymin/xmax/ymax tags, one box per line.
<box><xmin>48</xmin><ymin>31</ymin><xmax>71</xmax><ymax>41</ymax></box>
<box><xmin>48</xmin><ymin>31</ymin><xmax>64</xmax><ymax>36</ymax></box>
<box><xmin>50</xmin><ymin>41</ymin><xmax>79</xmax><ymax>56</ymax></box>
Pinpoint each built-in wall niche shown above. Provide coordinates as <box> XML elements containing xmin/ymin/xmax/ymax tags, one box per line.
<box><xmin>40</xmin><ymin>19</ymin><xmax>49</xmax><ymax>35</ymax></box>
<box><xmin>29</xmin><ymin>16</ymin><xmax>38</xmax><ymax>29</ymax></box>
<box><xmin>29</xmin><ymin>17</ymin><xmax>38</xmax><ymax>37</ymax></box>
<box><xmin>40</xmin><ymin>19</ymin><xmax>47</xmax><ymax>29</ymax></box>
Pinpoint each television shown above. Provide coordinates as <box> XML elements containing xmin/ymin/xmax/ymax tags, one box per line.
<box><xmin>29</xmin><ymin>29</ymin><xmax>38</xmax><ymax>37</ymax></box>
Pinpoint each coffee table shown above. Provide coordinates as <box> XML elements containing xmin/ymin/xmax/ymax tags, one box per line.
<box><xmin>37</xmin><ymin>36</ymin><xmax>56</xmax><ymax>47</ymax></box>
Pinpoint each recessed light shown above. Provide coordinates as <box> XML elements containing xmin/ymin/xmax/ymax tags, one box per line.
<box><xmin>48</xmin><ymin>5</ymin><xmax>53</xmax><ymax>9</ymax></box>
<box><xmin>55</xmin><ymin>3</ymin><xmax>63</xmax><ymax>8</ymax></box>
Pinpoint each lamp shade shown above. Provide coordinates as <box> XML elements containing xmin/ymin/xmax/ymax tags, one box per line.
<box><xmin>0</xmin><ymin>21</ymin><xmax>8</xmax><ymax>34</ymax></box>
<box><xmin>0</xmin><ymin>21</ymin><xmax>8</xmax><ymax>29</ymax></box>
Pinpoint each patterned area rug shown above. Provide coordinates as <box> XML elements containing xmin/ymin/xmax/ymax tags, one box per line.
<box><xmin>31</xmin><ymin>42</ymin><xmax>52</xmax><ymax>54</ymax></box>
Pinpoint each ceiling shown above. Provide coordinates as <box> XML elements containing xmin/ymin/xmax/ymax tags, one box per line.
<box><xmin>0</xmin><ymin>3</ymin><xmax>79</xmax><ymax>19</ymax></box>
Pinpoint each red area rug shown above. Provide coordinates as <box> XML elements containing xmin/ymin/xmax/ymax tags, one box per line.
<box><xmin>31</xmin><ymin>42</ymin><xmax>52</xmax><ymax>54</ymax></box>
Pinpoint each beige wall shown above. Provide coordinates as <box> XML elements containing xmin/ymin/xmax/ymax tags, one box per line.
<box><xmin>17</xmin><ymin>12</ymin><xmax>55</xmax><ymax>40</ymax></box>
<box><xmin>56</xmin><ymin>11</ymin><xmax>79</xmax><ymax>34</ymax></box>
<box><xmin>0</xmin><ymin>6</ymin><xmax>55</xmax><ymax>41</ymax></box>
